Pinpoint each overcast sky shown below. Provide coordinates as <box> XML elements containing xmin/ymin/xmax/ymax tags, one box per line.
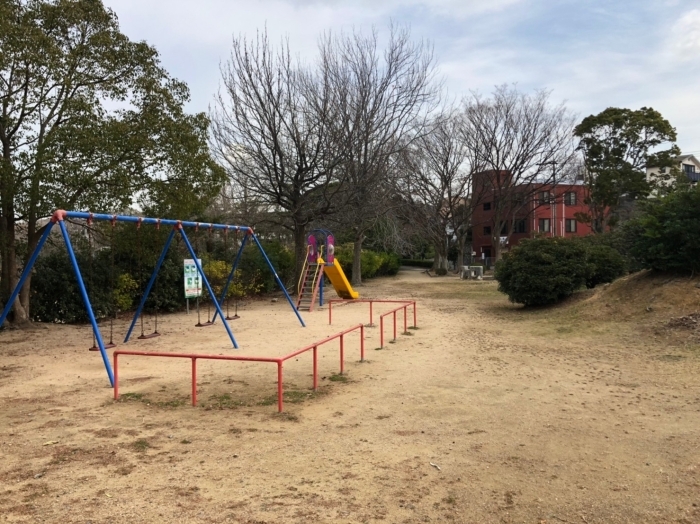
<box><xmin>104</xmin><ymin>0</ymin><xmax>700</xmax><ymax>154</ymax></box>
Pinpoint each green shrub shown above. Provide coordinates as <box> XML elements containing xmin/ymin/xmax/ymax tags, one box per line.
<box><xmin>334</xmin><ymin>244</ymin><xmax>400</xmax><ymax>280</ymax></box>
<box><xmin>113</xmin><ymin>273</ymin><xmax>139</xmax><ymax>312</ymax></box>
<box><xmin>401</xmin><ymin>259</ymin><xmax>433</xmax><ymax>268</ymax></box>
<box><xmin>624</xmin><ymin>186</ymin><xmax>700</xmax><ymax>273</ymax></box>
<box><xmin>434</xmin><ymin>267</ymin><xmax>448</xmax><ymax>276</ymax></box>
<box><xmin>31</xmin><ymin>247</ymin><xmax>114</xmax><ymax>323</ymax></box>
<box><xmin>583</xmin><ymin>244</ymin><xmax>627</xmax><ymax>288</ymax></box>
<box><xmin>495</xmin><ymin>237</ymin><xmax>591</xmax><ymax>306</ymax></box>
<box><xmin>237</xmin><ymin>239</ymin><xmax>294</xmax><ymax>293</ymax></box>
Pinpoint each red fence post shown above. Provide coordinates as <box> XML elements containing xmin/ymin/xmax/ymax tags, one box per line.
<box><xmin>360</xmin><ymin>324</ymin><xmax>365</xmax><ymax>362</ymax></box>
<box><xmin>191</xmin><ymin>358</ymin><xmax>197</xmax><ymax>406</ymax></box>
<box><xmin>393</xmin><ymin>310</ymin><xmax>397</xmax><ymax>341</ymax></box>
<box><xmin>404</xmin><ymin>306</ymin><xmax>407</xmax><ymax>334</ymax></box>
<box><xmin>277</xmin><ymin>362</ymin><xmax>284</xmax><ymax>412</ymax></box>
<box><xmin>413</xmin><ymin>301</ymin><xmax>417</xmax><ymax>327</ymax></box>
<box><xmin>328</xmin><ymin>301</ymin><xmax>332</xmax><ymax>325</ymax></box>
<box><xmin>313</xmin><ymin>346</ymin><xmax>318</xmax><ymax>390</ymax></box>
<box><xmin>369</xmin><ymin>301</ymin><xmax>373</xmax><ymax>326</ymax></box>
<box><xmin>113</xmin><ymin>353</ymin><xmax>119</xmax><ymax>400</ymax></box>
<box><xmin>340</xmin><ymin>333</ymin><xmax>345</xmax><ymax>374</ymax></box>
<box><xmin>380</xmin><ymin>315</ymin><xmax>384</xmax><ymax>348</ymax></box>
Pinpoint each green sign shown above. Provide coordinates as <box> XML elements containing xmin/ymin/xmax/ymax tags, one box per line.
<box><xmin>184</xmin><ymin>259</ymin><xmax>202</xmax><ymax>298</ymax></box>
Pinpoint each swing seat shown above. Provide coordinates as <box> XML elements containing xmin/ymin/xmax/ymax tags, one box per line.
<box><xmin>195</xmin><ymin>321</ymin><xmax>215</xmax><ymax>327</ymax></box>
<box><xmin>89</xmin><ymin>342</ymin><xmax>117</xmax><ymax>352</ymax></box>
<box><xmin>138</xmin><ymin>332</ymin><xmax>161</xmax><ymax>340</ymax></box>
<box><xmin>226</xmin><ymin>314</ymin><xmax>240</xmax><ymax>320</ymax></box>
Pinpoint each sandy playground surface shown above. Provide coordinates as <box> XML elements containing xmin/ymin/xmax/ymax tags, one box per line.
<box><xmin>1</xmin><ymin>269</ymin><xmax>700</xmax><ymax>523</ymax></box>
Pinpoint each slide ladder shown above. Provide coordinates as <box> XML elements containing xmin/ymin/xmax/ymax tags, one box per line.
<box><xmin>296</xmin><ymin>262</ymin><xmax>323</xmax><ymax>312</ymax></box>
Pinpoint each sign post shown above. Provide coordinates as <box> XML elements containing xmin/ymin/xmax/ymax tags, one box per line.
<box><xmin>184</xmin><ymin>259</ymin><xmax>202</xmax><ymax>315</ymax></box>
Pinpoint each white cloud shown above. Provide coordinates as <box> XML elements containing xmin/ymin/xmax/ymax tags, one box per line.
<box><xmin>104</xmin><ymin>0</ymin><xmax>700</xmax><ymax>150</ymax></box>
<box><xmin>668</xmin><ymin>8</ymin><xmax>700</xmax><ymax>59</ymax></box>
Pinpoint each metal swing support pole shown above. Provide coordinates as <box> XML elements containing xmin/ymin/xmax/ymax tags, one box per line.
<box><xmin>177</xmin><ymin>224</ymin><xmax>239</xmax><ymax>348</ymax></box>
<box><xmin>124</xmin><ymin>227</ymin><xmax>176</xmax><ymax>343</ymax></box>
<box><xmin>211</xmin><ymin>232</ymin><xmax>249</xmax><ymax>323</ymax></box>
<box><xmin>0</xmin><ymin>222</ymin><xmax>55</xmax><ymax>329</ymax></box>
<box><xmin>57</xmin><ymin>218</ymin><xmax>115</xmax><ymax>387</ymax></box>
<box><xmin>249</xmin><ymin>232</ymin><xmax>305</xmax><ymax>327</ymax></box>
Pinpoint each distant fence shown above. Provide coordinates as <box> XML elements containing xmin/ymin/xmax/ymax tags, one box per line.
<box><xmin>327</xmin><ymin>299</ymin><xmax>417</xmax><ymax>348</ymax></box>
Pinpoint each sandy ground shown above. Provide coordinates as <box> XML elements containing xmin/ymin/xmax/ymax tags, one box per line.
<box><xmin>1</xmin><ymin>269</ymin><xmax>700</xmax><ymax>523</ymax></box>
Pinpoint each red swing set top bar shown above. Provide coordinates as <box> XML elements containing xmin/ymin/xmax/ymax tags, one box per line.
<box><xmin>52</xmin><ymin>210</ymin><xmax>254</xmax><ymax>234</ymax></box>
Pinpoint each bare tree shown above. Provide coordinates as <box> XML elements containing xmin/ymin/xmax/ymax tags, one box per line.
<box><xmin>463</xmin><ymin>85</ymin><xmax>576</xmax><ymax>261</ymax></box>
<box><xmin>319</xmin><ymin>26</ymin><xmax>439</xmax><ymax>285</ymax></box>
<box><xmin>401</xmin><ymin>112</ymin><xmax>473</xmax><ymax>270</ymax></box>
<box><xmin>210</xmin><ymin>30</ymin><xmax>348</xmax><ymax>282</ymax></box>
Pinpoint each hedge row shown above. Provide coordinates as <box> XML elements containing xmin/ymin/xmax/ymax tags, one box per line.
<box><xmin>333</xmin><ymin>245</ymin><xmax>401</xmax><ymax>279</ymax></box>
<box><xmin>400</xmin><ymin>259</ymin><xmax>433</xmax><ymax>268</ymax></box>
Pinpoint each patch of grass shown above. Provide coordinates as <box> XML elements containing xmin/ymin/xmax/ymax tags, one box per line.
<box><xmin>408</xmin><ymin>326</ymin><xmax>420</xmax><ymax>330</ymax></box>
<box><xmin>131</xmin><ymin>439</ymin><xmax>150</xmax><ymax>452</ymax></box>
<box><xmin>375</xmin><ymin>347</ymin><xmax>383</xmax><ymax>350</ymax></box>
<box><xmin>388</xmin><ymin>340</ymin><xmax>396</xmax><ymax>344</ymax></box>
<box><xmin>156</xmin><ymin>398</ymin><xmax>187</xmax><ymax>408</ymax></box>
<box><xmin>208</xmin><ymin>393</ymin><xmax>245</xmax><ymax>410</ymax></box>
<box><xmin>229</xmin><ymin>427</ymin><xmax>243</xmax><ymax>435</ymax></box>
<box><xmin>328</xmin><ymin>373</ymin><xmax>348</xmax><ymax>383</ymax></box>
<box><xmin>119</xmin><ymin>392</ymin><xmax>146</xmax><ymax>402</ymax></box>
<box><xmin>402</xmin><ymin>331</ymin><xmax>414</xmax><ymax>336</ymax></box>
<box><xmin>180</xmin><ymin>439</ymin><xmax>191</xmax><ymax>444</ymax></box>
<box><xmin>257</xmin><ymin>396</ymin><xmax>277</xmax><ymax>406</ymax></box>
<box><xmin>443</xmin><ymin>494</ymin><xmax>457</xmax><ymax>505</ymax></box>
<box><xmin>284</xmin><ymin>390</ymin><xmax>313</xmax><ymax>403</ymax></box>
<box><xmin>272</xmin><ymin>412</ymin><xmax>299</xmax><ymax>422</ymax></box>
<box><xmin>258</xmin><ymin>388</ymin><xmax>323</xmax><ymax>406</ymax></box>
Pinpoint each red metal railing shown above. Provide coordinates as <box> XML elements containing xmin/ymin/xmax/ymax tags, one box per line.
<box><xmin>113</xmin><ymin>324</ymin><xmax>364</xmax><ymax>412</ymax></box>
<box><xmin>328</xmin><ymin>299</ymin><xmax>417</xmax><ymax>349</ymax></box>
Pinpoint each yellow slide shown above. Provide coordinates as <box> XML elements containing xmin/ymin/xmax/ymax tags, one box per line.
<box><xmin>318</xmin><ymin>257</ymin><xmax>359</xmax><ymax>299</ymax></box>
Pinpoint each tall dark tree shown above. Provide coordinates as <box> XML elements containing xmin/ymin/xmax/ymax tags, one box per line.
<box><xmin>319</xmin><ymin>26</ymin><xmax>438</xmax><ymax>285</ymax></box>
<box><xmin>574</xmin><ymin>107</ymin><xmax>679</xmax><ymax>232</ymax></box>
<box><xmin>211</xmin><ymin>30</ymin><xmax>348</xmax><ymax>283</ymax></box>
<box><xmin>0</xmin><ymin>0</ymin><xmax>224</xmax><ymax>324</ymax></box>
<box><xmin>401</xmin><ymin>112</ymin><xmax>474</xmax><ymax>270</ymax></box>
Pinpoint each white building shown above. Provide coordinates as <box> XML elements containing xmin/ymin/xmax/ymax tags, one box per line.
<box><xmin>647</xmin><ymin>154</ymin><xmax>700</xmax><ymax>188</ymax></box>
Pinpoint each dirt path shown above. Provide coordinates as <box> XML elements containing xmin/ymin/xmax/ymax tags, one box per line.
<box><xmin>1</xmin><ymin>270</ymin><xmax>699</xmax><ymax>523</ymax></box>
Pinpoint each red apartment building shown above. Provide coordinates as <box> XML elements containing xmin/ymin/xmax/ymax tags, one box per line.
<box><xmin>470</xmin><ymin>170</ymin><xmax>592</xmax><ymax>263</ymax></box>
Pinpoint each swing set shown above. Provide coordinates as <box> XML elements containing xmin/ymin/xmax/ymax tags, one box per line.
<box><xmin>0</xmin><ymin>210</ymin><xmax>305</xmax><ymax>388</ymax></box>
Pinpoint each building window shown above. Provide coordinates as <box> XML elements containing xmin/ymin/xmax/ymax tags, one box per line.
<box><xmin>512</xmin><ymin>193</ymin><xmax>525</xmax><ymax>206</ymax></box>
<box><xmin>564</xmin><ymin>192</ymin><xmax>577</xmax><ymax>205</ymax></box>
<box><xmin>483</xmin><ymin>202</ymin><xmax>491</xmax><ymax>210</ymax></box>
<box><xmin>538</xmin><ymin>218</ymin><xmax>550</xmax><ymax>232</ymax></box>
<box><xmin>538</xmin><ymin>191</ymin><xmax>551</xmax><ymax>204</ymax></box>
<box><xmin>483</xmin><ymin>226</ymin><xmax>491</xmax><ymax>235</ymax></box>
<box><xmin>685</xmin><ymin>164</ymin><xmax>697</xmax><ymax>174</ymax></box>
<box><xmin>500</xmin><ymin>222</ymin><xmax>508</xmax><ymax>235</ymax></box>
<box><xmin>565</xmin><ymin>219</ymin><xmax>577</xmax><ymax>233</ymax></box>
<box><xmin>513</xmin><ymin>219</ymin><xmax>526</xmax><ymax>234</ymax></box>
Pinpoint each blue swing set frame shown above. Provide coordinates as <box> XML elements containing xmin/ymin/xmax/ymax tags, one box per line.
<box><xmin>0</xmin><ymin>210</ymin><xmax>305</xmax><ymax>388</ymax></box>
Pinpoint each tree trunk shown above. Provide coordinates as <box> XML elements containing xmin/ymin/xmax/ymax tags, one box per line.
<box><xmin>351</xmin><ymin>234</ymin><xmax>363</xmax><ymax>287</ymax></box>
<box><xmin>0</xmin><ymin>214</ymin><xmax>29</xmax><ymax>324</ymax></box>
<box><xmin>432</xmin><ymin>237</ymin><xmax>448</xmax><ymax>271</ymax></box>
<box><xmin>456</xmin><ymin>233</ymin><xmax>466</xmax><ymax>271</ymax></box>
<box><xmin>293</xmin><ymin>224</ymin><xmax>307</xmax><ymax>295</ymax></box>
